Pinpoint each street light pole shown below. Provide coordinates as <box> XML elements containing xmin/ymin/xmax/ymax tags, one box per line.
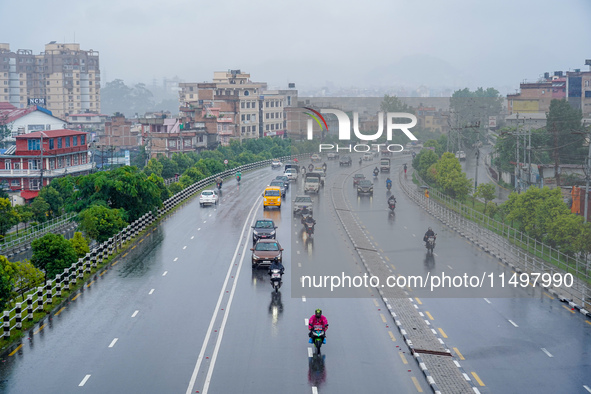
<box><xmin>39</xmin><ymin>131</ymin><xmax>48</xmax><ymax>190</ymax></box>
<box><xmin>584</xmin><ymin>132</ymin><xmax>591</xmax><ymax>223</ymax></box>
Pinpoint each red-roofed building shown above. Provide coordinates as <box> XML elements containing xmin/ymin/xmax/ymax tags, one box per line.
<box><xmin>0</xmin><ymin>129</ymin><xmax>94</xmax><ymax>204</ymax></box>
<box><xmin>0</xmin><ymin>102</ymin><xmax>67</xmax><ymax>143</ymax></box>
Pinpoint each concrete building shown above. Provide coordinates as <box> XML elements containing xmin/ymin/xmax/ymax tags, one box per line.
<box><xmin>0</xmin><ymin>42</ymin><xmax>100</xmax><ymax>119</ymax></box>
<box><xmin>566</xmin><ymin>61</ymin><xmax>591</xmax><ymax>117</ymax></box>
<box><xmin>507</xmin><ymin>72</ymin><xmax>566</xmax><ymax>115</ymax></box>
<box><xmin>101</xmin><ymin>114</ymin><xmax>138</xmax><ymax>150</ymax></box>
<box><xmin>67</xmin><ymin>112</ymin><xmax>108</xmax><ymax>133</ymax></box>
<box><xmin>0</xmin><ymin>129</ymin><xmax>93</xmax><ymax>203</ymax></box>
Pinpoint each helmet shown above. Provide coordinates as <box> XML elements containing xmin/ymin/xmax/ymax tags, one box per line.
<box><xmin>428</xmin><ymin>227</ymin><xmax>432</xmax><ymax>231</ymax></box>
<box><xmin>315</xmin><ymin>309</ymin><xmax>322</xmax><ymax>317</ymax></box>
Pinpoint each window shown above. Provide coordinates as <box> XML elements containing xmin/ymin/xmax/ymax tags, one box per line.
<box><xmin>585</xmin><ymin>91</ymin><xmax>591</xmax><ymax>98</ymax></box>
<box><xmin>30</xmin><ymin>179</ymin><xmax>40</xmax><ymax>190</ymax></box>
<box><xmin>169</xmin><ymin>140</ymin><xmax>176</xmax><ymax>147</ymax></box>
<box><xmin>66</xmin><ymin>137</ymin><xmax>70</xmax><ymax>147</ymax></box>
<box><xmin>241</xmin><ymin>126</ymin><xmax>245</xmax><ymax>133</ymax></box>
<box><xmin>13</xmin><ymin>162</ymin><xmax>20</xmax><ymax>170</ymax></box>
<box><xmin>66</xmin><ymin>156</ymin><xmax>71</xmax><ymax>166</ymax></box>
<box><xmin>28</xmin><ymin>159</ymin><xmax>39</xmax><ymax>170</ymax></box>
<box><xmin>58</xmin><ymin>138</ymin><xmax>62</xmax><ymax>149</ymax></box>
<box><xmin>28</xmin><ymin>139</ymin><xmax>40</xmax><ymax>150</ymax></box>
<box><xmin>271</xmin><ymin>113</ymin><xmax>274</xmax><ymax>119</ymax></box>
<box><xmin>73</xmin><ymin>155</ymin><xmax>79</xmax><ymax>165</ymax></box>
<box><xmin>81</xmin><ymin>134</ymin><xmax>85</xmax><ymax>145</ymax></box>
<box><xmin>266</xmin><ymin>125</ymin><xmax>269</xmax><ymax>131</ymax></box>
<box><xmin>58</xmin><ymin>157</ymin><xmax>63</xmax><ymax>168</ymax></box>
<box><xmin>265</xmin><ymin>102</ymin><xmax>269</xmax><ymax>108</ymax></box>
<box><xmin>11</xmin><ymin>179</ymin><xmax>19</xmax><ymax>186</ymax></box>
<box><xmin>50</xmin><ymin>158</ymin><xmax>55</xmax><ymax>169</ymax></box>
<box><xmin>246</xmin><ymin>102</ymin><xmax>250</xmax><ymax>108</ymax></box>
<box><xmin>48</xmin><ymin>139</ymin><xmax>54</xmax><ymax>149</ymax></box>
<box><xmin>585</xmin><ymin>80</ymin><xmax>590</xmax><ymax>87</ymax></box>
<box><xmin>241</xmin><ymin>114</ymin><xmax>245</xmax><ymax>121</ymax></box>
<box><xmin>4</xmin><ymin>160</ymin><xmax>10</xmax><ymax>170</ymax></box>
<box><xmin>266</xmin><ymin>113</ymin><xmax>269</xmax><ymax>119</ymax></box>
<box><xmin>247</xmin><ymin>126</ymin><xmax>251</xmax><ymax>133</ymax></box>
<box><xmin>73</xmin><ymin>136</ymin><xmax>78</xmax><ymax>146</ymax></box>
<box><xmin>28</xmin><ymin>124</ymin><xmax>45</xmax><ymax>132</ymax></box>
<box><xmin>252</xmin><ymin>125</ymin><xmax>256</xmax><ymax>132</ymax></box>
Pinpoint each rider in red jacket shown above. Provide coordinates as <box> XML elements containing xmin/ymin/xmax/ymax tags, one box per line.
<box><xmin>308</xmin><ymin>309</ymin><xmax>329</xmax><ymax>343</ymax></box>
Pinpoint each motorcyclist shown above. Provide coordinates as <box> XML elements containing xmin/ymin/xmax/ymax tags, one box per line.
<box><xmin>373</xmin><ymin>167</ymin><xmax>379</xmax><ymax>176</ymax></box>
<box><xmin>359</xmin><ymin>157</ymin><xmax>362</xmax><ymax>166</ymax></box>
<box><xmin>403</xmin><ymin>163</ymin><xmax>407</xmax><ymax>174</ymax></box>
<box><xmin>386</xmin><ymin>177</ymin><xmax>392</xmax><ymax>190</ymax></box>
<box><xmin>268</xmin><ymin>260</ymin><xmax>285</xmax><ymax>275</ymax></box>
<box><xmin>388</xmin><ymin>194</ymin><xmax>396</xmax><ymax>206</ymax></box>
<box><xmin>423</xmin><ymin>227</ymin><xmax>436</xmax><ymax>245</ymax></box>
<box><xmin>236</xmin><ymin>171</ymin><xmax>242</xmax><ymax>182</ymax></box>
<box><xmin>308</xmin><ymin>309</ymin><xmax>329</xmax><ymax>344</ymax></box>
<box><xmin>322</xmin><ymin>162</ymin><xmax>327</xmax><ymax>172</ymax></box>
<box><xmin>216</xmin><ymin>176</ymin><xmax>223</xmax><ymax>189</ymax></box>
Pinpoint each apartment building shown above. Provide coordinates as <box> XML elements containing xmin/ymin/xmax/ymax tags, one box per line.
<box><xmin>0</xmin><ymin>42</ymin><xmax>100</xmax><ymax>119</ymax></box>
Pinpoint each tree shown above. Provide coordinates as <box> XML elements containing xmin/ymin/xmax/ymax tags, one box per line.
<box><xmin>0</xmin><ymin>198</ymin><xmax>19</xmax><ymax>237</ymax></box>
<box><xmin>450</xmin><ymin>87</ymin><xmax>503</xmax><ymax>146</ymax></box>
<box><xmin>435</xmin><ymin>152</ymin><xmax>472</xmax><ymax>200</ymax></box>
<box><xmin>380</xmin><ymin>94</ymin><xmax>412</xmax><ymax>113</ymax></box>
<box><xmin>0</xmin><ymin>256</ymin><xmax>15</xmax><ymax>311</ymax></box>
<box><xmin>70</xmin><ymin>232</ymin><xmax>90</xmax><ymax>259</ymax></box>
<box><xmin>546</xmin><ymin>99</ymin><xmax>586</xmax><ymax>165</ymax></box>
<box><xmin>131</xmin><ymin>146</ymin><xmax>148</xmax><ymax>169</ymax></box>
<box><xmin>475</xmin><ymin>183</ymin><xmax>496</xmax><ymax>213</ymax></box>
<box><xmin>29</xmin><ymin>196</ymin><xmax>50</xmax><ymax>223</ymax></box>
<box><xmin>10</xmin><ymin>260</ymin><xmax>44</xmax><ymax>301</ymax></box>
<box><xmin>31</xmin><ymin>233</ymin><xmax>78</xmax><ymax>281</ymax></box>
<box><xmin>545</xmin><ymin>214</ymin><xmax>585</xmax><ymax>256</ymax></box>
<box><xmin>77</xmin><ymin>205</ymin><xmax>128</xmax><ymax>243</ymax></box>
<box><xmin>38</xmin><ymin>186</ymin><xmax>63</xmax><ymax>218</ymax></box>
<box><xmin>143</xmin><ymin>158</ymin><xmax>164</xmax><ymax>177</ymax></box>
<box><xmin>15</xmin><ymin>205</ymin><xmax>34</xmax><ymax>233</ymax></box>
<box><xmin>0</xmin><ymin>113</ymin><xmax>14</xmax><ymax>149</ymax></box>
<box><xmin>417</xmin><ymin>149</ymin><xmax>439</xmax><ymax>180</ymax></box>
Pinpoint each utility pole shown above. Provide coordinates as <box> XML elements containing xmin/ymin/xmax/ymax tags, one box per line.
<box><xmin>474</xmin><ymin>148</ymin><xmax>480</xmax><ymax>190</ymax></box>
<box><xmin>585</xmin><ymin>131</ymin><xmax>591</xmax><ymax>223</ymax></box>
<box><xmin>516</xmin><ymin>124</ymin><xmax>520</xmax><ymax>192</ymax></box>
<box><xmin>553</xmin><ymin>122</ymin><xmax>560</xmax><ymax>187</ymax></box>
<box><xmin>39</xmin><ymin>131</ymin><xmax>48</xmax><ymax>189</ymax></box>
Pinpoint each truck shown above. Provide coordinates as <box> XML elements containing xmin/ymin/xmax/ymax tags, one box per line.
<box><xmin>304</xmin><ymin>172</ymin><xmax>321</xmax><ymax>193</ymax></box>
<box><xmin>380</xmin><ymin>158</ymin><xmax>391</xmax><ymax>173</ymax></box>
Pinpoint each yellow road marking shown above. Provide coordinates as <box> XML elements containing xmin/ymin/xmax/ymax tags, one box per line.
<box><xmin>390</xmin><ymin>264</ymin><xmax>395</xmax><ymax>270</ymax></box>
<box><xmin>562</xmin><ymin>305</ymin><xmax>575</xmax><ymax>314</ymax></box>
<box><xmin>388</xmin><ymin>331</ymin><xmax>396</xmax><ymax>341</ymax></box>
<box><xmin>415</xmin><ymin>297</ymin><xmax>422</xmax><ymax>305</ymax></box>
<box><xmin>399</xmin><ymin>352</ymin><xmax>408</xmax><ymax>364</ymax></box>
<box><xmin>438</xmin><ymin>328</ymin><xmax>448</xmax><ymax>338</ymax></box>
<box><xmin>385</xmin><ymin>256</ymin><xmax>390</xmax><ymax>262</ymax></box>
<box><xmin>131</xmin><ymin>245</ymin><xmax>136</xmax><ymax>250</ymax></box>
<box><xmin>86</xmin><ymin>281</ymin><xmax>95</xmax><ymax>288</ymax></box>
<box><xmin>99</xmin><ymin>271</ymin><xmax>107</xmax><ymax>277</ymax></box>
<box><xmin>112</xmin><ymin>261</ymin><xmax>119</xmax><ymax>266</ymax></box>
<box><xmin>55</xmin><ymin>307</ymin><xmax>66</xmax><ymax>316</ymax></box>
<box><xmin>380</xmin><ymin>313</ymin><xmax>387</xmax><ymax>323</ymax></box>
<box><xmin>543</xmin><ymin>292</ymin><xmax>554</xmax><ymax>300</ymax></box>
<box><xmin>411</xmin><ymin>376</ymin><xmax>423</xmax><ymax>392</ymax></box>
<box><xmin>33</xmin><ymin>324</ymin><xmax>45</xmax><ymax>335</ymax></box>
<box><xmin>373</xmin><ymin>299</ymin><xmax>379</xmax><ymax>307</ymax></box>
<box><xmin>139</xmin><ymin>238</ymin><xmax>144</xmax><ymax>243</ymax></box>
<box><xmin>586</xmin><ymin>320</ymin><xmax>591</xmax><ymax>326</ymax></box>
<box><xmin>72</xmin><ymin>294</ymin><xmax>80</xmax><ymax>301</ymax></box>
<box><xmin>471</xmin><ymin>372</ymin><xmax>485</xmax><ymax>386</ymax></box>
<box><xmin>8</xmin><ymin>344</ymin><xmax>22</xmax><ymax>356</ymax></box>
<box><xmin>425</xmin><ymin>311</ymin><xmax>434</xmax><ymax>320</ymax></box>
<box><xmin>453</xmin><ymin>347</ymin><xmax>465</xmax><ymax>360</ymax></box>
<box><xmin>122</xmin><ymin>253</ymin><xmax>128</xmax><ymax>258</ymax></box>
<box><xmin>379</xmin><ymin>248</ymin><xmax>384</xmax><ymax>253</ymax></box>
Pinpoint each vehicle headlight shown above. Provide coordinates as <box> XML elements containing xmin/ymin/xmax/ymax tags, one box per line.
<box><xmin>269</xmin><ymin>230</ymin><xmax>276</xmax><ymax>236</ymax></box>
<box><xmin>253</xmin><ymin>230</ymin><xmax>259</xmax><ymax>235</ymax></box>
<box><xmin>369</xmin><ymin>188</ymin><xmax>373</xmax><ymax>191</ymax></box>
<box><xmin>252</xmin><ymin>254</ymin><xmax>260</xmax><ymax>259</ymax></box>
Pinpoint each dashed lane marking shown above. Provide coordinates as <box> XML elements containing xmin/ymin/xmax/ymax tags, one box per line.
<box><xmin>373</xmin><ymin>299</ymin><xmax>379</xmax><ymax>307</ymax></box>
<box><xmin>425</xmin><ymin>311</ymin><xmax>434</xmax><ymax>320</ymax></box>
<box><xmin>453</xmin><ymin>347</ymin><xmax>465</xmax><ymax>360</ymax></box>
<box><xmin>308</xmin><ymin>347</ymin><xmax>314</xmax><ymax>358</ymax></box>
<box><xmin>543</xmin><ymin>292</ymin><xmax>554</xmax><ymax>300</ymax></box>
<box><xmin>109</xmin><ymin>338</ymin><xmax>118</xmax><ymax>348</ymax></box>
<box><xmin>8</xmin><ymin>344</ymin><xmax>22</xmax><ymax>356</ymax></box>
<box><xmin>131</xmin><ymin>310</ymin><xmax>139</xmax><ymax>318</ymax></box>
<box><xmin>302</xmin><ymin>296</ymin><xmax>306</xmax><ymax>302</ymax></box>
<box><xmin>191</xmin><ymin>236</ymin><xmax>194</xmax><ymax>239</ymax></box>
<box><xmin>380</xmin><ymin>314</ymin><xmax>387</xmax><ymax>323</ymax></box>
<box><xmin>508</xmin><ymin>320</ymin><xmax>519</xmax><ymax>327</ymax></box>
<box><xmin>562</xmin><ymin>305</ymin><xmax>575</xmax><ymax>314</ymax></box>
<box><xmin>162</xmin><ymin>271</ymin><xmax>168</xmax><ymax>276</ymax></box>
<box><xmin>484</xmin><ymin>298</ymin><xmax>491</xmax><ymax>304</ymax></box>
<box><xmin>541</xmin><ymin>348</ymin><xmax>553</xmax><ymax>357</ymax></box>
<box><xmin>388</xmin><ymin>331</ymin><xmax>396</xmax><ymax>341</ymax></box>
<box><xmin>131</xmin><ymin>245</ymin><xmax>136</xmax><ymax>250</ymax></box>
<box><xmin>149</xmin><ymin>289</ymin><xmax>155</xmax><ymax>295</ymax></box>
<box><xmin>583</xmin><ymin>385</ymin><xmax>591</xmax><ymax>393</ymax></box>
<box><xmin>415</xmin><ymin>297</ymin><xmax>422</xmax><ymax>305</ymax></box>
<box><xmin>183</xmin><ymin>246</ymin><xmax>187</xmax><ymax>250</ymax></box>
<box><xmin>79</xmin><ymin>375</ymin><xmax>91</xmax><ymax>387</ymax></box>
<box><xmin>399</xmin><ymin>352</ymin><xmax>408</xmax><ymax>364</ymax></box>
<box><xmin>438</xmin><ymin>328</ymin><xmax>448</xmax><ymax>338</ymax></box>
<box><xmin>72</xmin><ymin>293</ymin><xmax>80</xmax><ymax>301</ymax></box>
<box><xmin>174</xmin><ymin>257</ymin><xmax>178</xmax><ymax>262</ymax></box>
<box><xmin>411</xmin><ymin>376</ymin><xmax>423</xmax><ymax>392</ymax></box>
<box><xmin>55</xmin><ymin>307</ymin><xmax>66</xmax><ymax>316</ymax></box>
<box><xmin>471</xmin><ymin>372</ymin><xmax>485</xmax><ymax>386</ymax></box>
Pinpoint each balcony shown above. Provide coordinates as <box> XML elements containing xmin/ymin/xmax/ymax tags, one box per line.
<box><xmin>0</xmin><ymin>163</ymin><xmax>94</xmax><ymax>178</ymax></box>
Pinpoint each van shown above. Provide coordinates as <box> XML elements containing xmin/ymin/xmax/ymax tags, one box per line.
<box><xmin>380</xmin><ymin>158</ymin><xmax>391</xmax><ymax>172</ymax></box>
<box><xmin>304</xmin><ymin>173</ymin><xmax>321</xmax><ymax>193</ymax></box>
<box><xmin>262</xmin><ymin>186</ymin><xmax>282</xmax><ymax>210</ymax></box>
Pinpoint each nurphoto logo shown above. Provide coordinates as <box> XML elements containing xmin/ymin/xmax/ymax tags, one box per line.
<box><xmin>303</xmin><ymin>107</ymin><xmax>418</xmax><ymax>153</ymax></box>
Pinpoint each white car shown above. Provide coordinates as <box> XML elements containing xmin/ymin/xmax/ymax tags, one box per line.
<box><xmin>271</xmin><ymin>159</ymin><xmax>282</xmax><ymax>169</ymax></box>
<box><xmin>284</xmin><ymin>168</ymin><xmax>298</xmax><ymax>181</ymax></box>
<box><xmin>310</xmin><ymin>154</ymin><xmax>322</xmax><ymax>162</ymax></box>
<box><xmin>199</xmin><ymin>190</ymin><xmax>219</xmax><ymax>207</ymax></box>
<box><xmin>363</xmin><ymin>152</ymin><xmax>373</xmax><ymax>161</ymax></box>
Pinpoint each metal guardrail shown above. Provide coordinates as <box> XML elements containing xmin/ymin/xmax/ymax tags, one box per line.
<box><xmin>399</xmin><ymin>168</ymin><xmax>591</xmax><ymax>311</ymax></box>
<box><xmin>0</xmin><ymin>153</ymin><xmax>311</xmax><ymax>339</ymax></box>
<box><xmin>1</xmin><ymin>212</ymin><xmax>78</xmax><ymax>255</ymax></box>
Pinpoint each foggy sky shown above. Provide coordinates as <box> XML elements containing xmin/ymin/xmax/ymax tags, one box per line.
<box><xmin>1</xmin><ymin>0</ymin><xmax>590</xmax><ymax>95</ymax></box>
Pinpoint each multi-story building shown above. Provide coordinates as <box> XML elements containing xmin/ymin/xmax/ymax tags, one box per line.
<box><xmin>0</xmin><ymin>129</ymin><xmax>93</xmax><ymax>203</ymax></box>
<box><xmin>0</xmin><ymin>42</ymin><xmax>100</xmax><ymax>119</ymax></box>
<box><xmin>566</xmin><ymin>61</ymin><xmax>591</xmax><ymax>117</ymax></box>
<box><xmin>67</xmin><ymin>112</ymin><xmax>108</xmax><ymax>133</ymax></box>
<box><xmin>101</xmin><ymin>114</ymin><xmax>138</xmax><ymax>150</ymax></box>
<box><xmin>507</xmin><ymin>72</ymin><xmax>567</xmax><ymax>115</ymax></box>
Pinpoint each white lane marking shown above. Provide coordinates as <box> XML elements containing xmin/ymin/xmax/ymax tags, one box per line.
<box><xmin>298</xmin><ymin>263</ymin><xmax>302</xmax><ymax>267</ymax></box>
<box><xmin>447</xmin><ymin>265</ymin><xmax>452</xmax><ymax>269</ymax></box>
<box><xmin>412</xmin><ymin>234</ymin><xmax>416</xmax><ymax>237</ymax></box>
<box><xmin>201</xmin><ymin>209</ymin><xmax>258</xmax><ymax>394</ymax></box>
<box><xmin>584</xmin><ymin>385</ymin><xmax>591</xmax><ymax>393</ymax></box>
<box><xmin>191</xmin><ymin>236</ymin><xmax>194</xmax><ymax>239</ymax></box>
<box><xmin>312</xmin><ymin>386</ymin><xmax>318</xmax><ymax>394</ymax></box>
<box><xmin>198</xmin><ymin>228</ymin><xmax>201</xmax><ymax>231</ymax></box>
<box><xmin>185</xmin><ymin>196</ymin><xmax>261</xmax><ymax>394</ymax></box>
<box><xmin>108</xmin><ymin>338</ymin><xmax>118</xmax><ymax>348</ymax></box>
<box><xmin>209</xmin><ymin>214</ymin><xmax>212</xmax><ymax>217</ymax></box>
<box><xmin>297</xmin><ymin>251</ymin><xmax>300</xmax><ymax>254</ymax></box>
<box><xmin>541</xmin><ymin>348</ymin><xmax>553</xmax><ymax>357</ymax></box>
<box><xmin>183</xmin><ymin>246</ymin><xmax>187</xmax><ymax>250</ymax></box>
<box><xmin>203</xmin><ymin>221</ymin><xmax>207</xmax><ymax>223</ymax></box>
<box><xmin>162</xmin><ymin>271</ymin><xmax>168</xmax><ymax>276</ymax></box>
<box><xmin>404</xmin><ymin>226</ymin><xmax>407</xmax><ymax>229</ymax></box>
<box><xmin>433</xmin><ymin>253</ymin><xmax>438</xmax><ymax>257</ymax></box>
<box><xmin>508</xmin><ymin>320</ymin><xmax>519</xmax><ymax>327</ymax></box>
<box><xmin>296</xmin><ymin>240</ymin><xmax>299</xmax><ymax>244</ymax></box>
<box><xmin>149</xmin><ymin>289</ymin><xmax>155</xmax><ymax>295</ymax></box>
<box><xmin>79</xmin><ymin>375</ymin><xmax>91</xmax><ymax>387</ymax></box>
<box><xmin>308</xmin><ymin>347</ymin><xmax>314</xmax><ymax>358</ymax></box>
<box><xmin>484</xmin><ymin>298</ymin><xmax>491</xmax><ymax>304</ymax></box>
<box><xmin>302</xmin><ymin>296</ymin><xmax>306</xmax><ymax>302</ymax></box>
<box><xmin>131</xmin><ymin>310</ymin><xmax>139</xmax><ymax>318</ymax></box>
<box><xmin>174</xmin><ymin>257</ymin><xmax>178</xmax><ymax>262</ymax></box>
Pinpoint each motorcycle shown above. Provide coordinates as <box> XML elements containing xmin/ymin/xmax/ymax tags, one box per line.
<box><xmin>388</xmin><ymin>199</ymin><xmax>396</xmax><ymax>212</ymax></box>
<box><xmin>373</xmin><ymin>168</ymin><xmax>379</xmax><ymax>177</ymax></box>
<box><xmin>386</xmin><ymin>182</ymin><xmax>392</xmax><ymax>191</ymax></box>
<box><xmin>269</xmin><ymin>268</ymin><xmax>283</xmax><ymax>292</ymax></box>
<box><xmin>425</xmin><ymin>236</ymin><xmax>436</xmax><ymax>252</ymax></box>
<box><xmin>301</xmin><ymin>213</ymin><xmax>316</xmax><ymax>236</ymax></box>
<box><xmin>310</xmin><ymin>326</ymin><xmax>326</xmax><ymax>354</ymax></box>
<box><xmin>217</xmin><ymin>181</ymin><xmax>223</xmax><ymax>190</ymax></box>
